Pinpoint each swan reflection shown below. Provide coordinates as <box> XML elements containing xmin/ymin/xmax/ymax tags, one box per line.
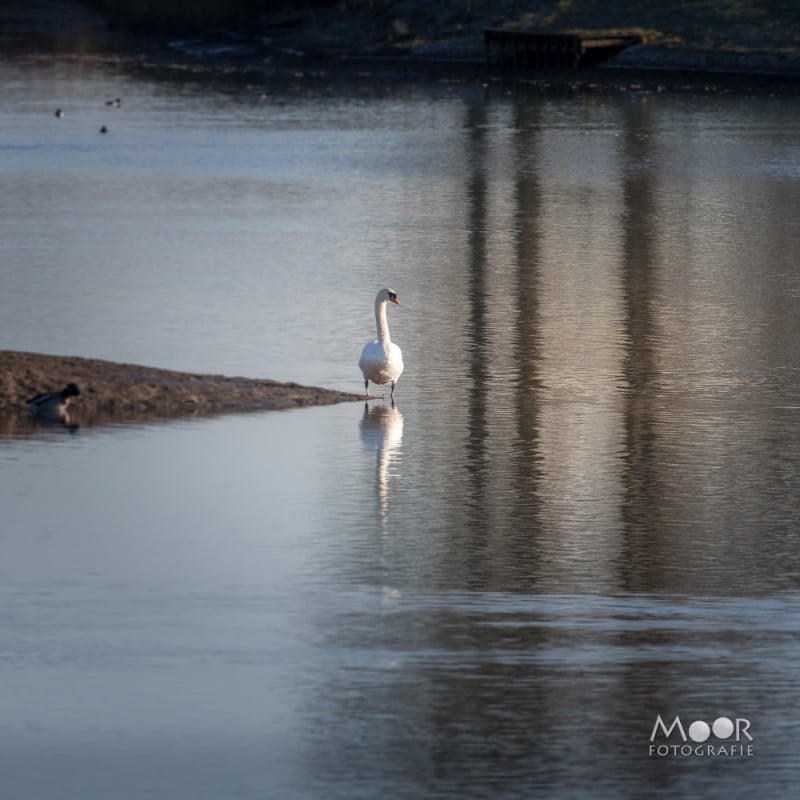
<box><xmin>360</xmin><ymin>403</ymin><xmax>404</xmax><ymax>522</ymax></box>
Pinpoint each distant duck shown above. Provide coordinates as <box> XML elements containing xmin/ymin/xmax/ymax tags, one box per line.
<box><xmin>26</xmin><ymin>383</ymin><xmax>81</xmax><ymax>417</ymax></box>
<box><xmin>105</xmin><ymin>98</ymin><xmax>121</xmax><ymax>107</ymax></box>
<box><xmin>54</xmin><ymin>108</ymin><xmax>64</xmax><ymax>118</ymax></box>
<box><xmin>99</xmin><ymin>125</ymin><xmax>109</xmax><ymax>134</ymax></box>
<box><xmin>359</xmin><ymin>288</ymin><xmax>404</xmax><ymax>401</ymax></box>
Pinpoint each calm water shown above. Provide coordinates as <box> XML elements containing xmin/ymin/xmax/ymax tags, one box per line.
<box><xmin>2</xmin><ymin>56</ymin><xmax>800</xmax><ymax>798</ymax></box>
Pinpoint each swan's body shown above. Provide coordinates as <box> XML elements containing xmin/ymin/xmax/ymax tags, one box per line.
<box><xmin>26</xmin><ymin>383</ymin><xmax>80</xmax><ymax>418</ymax></box>
<box><xmin>359</xmin><ymin>288</ymin><xmax>404</xmax><ymax>400</ymax></box>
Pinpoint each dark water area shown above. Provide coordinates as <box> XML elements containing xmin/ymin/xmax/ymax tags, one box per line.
<box><xmin>1</xmin><ymin>30</ymin><xmax>800</xmax><ymax>800</ymax></box>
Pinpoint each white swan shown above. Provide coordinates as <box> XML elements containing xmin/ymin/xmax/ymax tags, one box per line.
<box><xmin>359</xmin><ymin>288</ymin><xmax>404</xmax><ymax>400</ymax></box>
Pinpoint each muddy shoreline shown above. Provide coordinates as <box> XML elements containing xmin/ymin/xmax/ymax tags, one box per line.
<box><xmin>3</xmin><ymin>1</ymin><xmax>800</xmax><ymax>95</ymax></box>
<box><xmin>0</xmin><ymin>351</ymin><xmax>363</xmax><ymax>430</ymax></box>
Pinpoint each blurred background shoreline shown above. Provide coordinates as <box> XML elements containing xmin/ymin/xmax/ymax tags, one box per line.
<box><xmin>3</xmin><ymin>0</ymin><xmax>800</xmax><ymax>90</ymax></box>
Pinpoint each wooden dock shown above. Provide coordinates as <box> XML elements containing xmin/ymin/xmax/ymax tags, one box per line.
<box><xmin>485</xmin><ymin>29</ymin><xmax>642</xmax><ymax>71</ymax></box>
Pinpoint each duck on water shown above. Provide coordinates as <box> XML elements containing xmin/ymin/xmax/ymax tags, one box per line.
<box><xmin>26</xmin><ymin>383</ymin><xmax>80</xmax><ymax>419</ymax></box>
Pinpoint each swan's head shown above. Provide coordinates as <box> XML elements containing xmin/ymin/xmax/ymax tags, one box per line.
<box><xmin>381</xmin><ymin>288</ymin><xmax>400</xmax><ymax>305</ymax></box>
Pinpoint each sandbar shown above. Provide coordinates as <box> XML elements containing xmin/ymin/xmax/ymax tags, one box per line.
<box><xmin>0</xmin><ymin>350</ymin><xmax>363</xmax><ymax>428</ymax></box>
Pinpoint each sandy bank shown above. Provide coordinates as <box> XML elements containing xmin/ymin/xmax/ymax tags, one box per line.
<box><xmin>0</xmin><ymin>351</ymin><xmax>362</xmax><ymax>428</ymax></box>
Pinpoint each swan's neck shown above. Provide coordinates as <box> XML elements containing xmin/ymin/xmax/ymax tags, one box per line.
<box><xmin>375</xmin><ymin>298</ymin><xmax>392</xmax><ymax>344</ymax></box>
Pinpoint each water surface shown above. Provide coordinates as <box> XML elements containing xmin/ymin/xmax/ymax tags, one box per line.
<box><xmin>1</xmin><ymin>57</ymin><xmax>800</xmax><ymax>798</ymax></box>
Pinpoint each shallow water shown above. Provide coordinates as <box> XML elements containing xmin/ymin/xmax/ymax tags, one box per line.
<box><xmin>1</xmin><ymin>57</ymin><xmax>800</xmax><ymax>798</ymax></box>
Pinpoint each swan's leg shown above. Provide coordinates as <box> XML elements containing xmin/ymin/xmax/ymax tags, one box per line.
<box><xmin>390</xmin><ymin>381</ymin><xmax>395</xmax><ymax>401</ymax></box>
<box><xmin>364</xmin><ymin>378</ymin><xmax>369</xmax><ymax>399</ymax></box>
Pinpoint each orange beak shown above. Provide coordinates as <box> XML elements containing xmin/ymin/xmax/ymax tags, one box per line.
<box><xmin>391</xmin><ymin>296</ymin><xmax>400</xmax><ymax>305</ymax></box>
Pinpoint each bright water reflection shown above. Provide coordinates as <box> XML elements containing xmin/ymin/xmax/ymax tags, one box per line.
<box><xmin>2</xmin><ymin>57</ymin><xmax>800</xmax><ymax>798</ymax></box>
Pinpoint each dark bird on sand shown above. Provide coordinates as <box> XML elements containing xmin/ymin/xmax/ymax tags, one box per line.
<box><xmin>26</xmin><ymin>383</ymin><xmax>81</xmax><ymax>417</ymax></box>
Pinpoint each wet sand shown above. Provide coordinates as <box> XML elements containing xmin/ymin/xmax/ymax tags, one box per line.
<box><xmin>0</xmin><ymin>351</ymin><xmax>363</xmax><ymax>428</ymax></box>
